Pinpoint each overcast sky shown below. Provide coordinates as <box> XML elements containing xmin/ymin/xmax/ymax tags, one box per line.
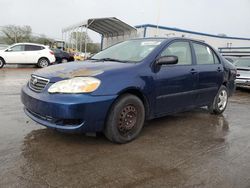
<box><xmin>1</xmin><ymin>0</ymin><xmax>250</xmax><ymax>42</ymax></box>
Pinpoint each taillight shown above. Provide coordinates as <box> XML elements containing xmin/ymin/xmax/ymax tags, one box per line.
<box><xmin>50</xmin><ymin>51</ymin><xmax>54</xmax><ymax>55</ymax></box>
<box><xmin>230</xmin><ymin>69</ymin><xmax>237</xmax><ymax>79</ymax></box>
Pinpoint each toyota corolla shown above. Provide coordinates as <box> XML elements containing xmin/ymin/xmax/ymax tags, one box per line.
<box><xmin>21</xmin><ymin>38</ymin><xmax>236</xmax><ymax>143</ymax></box>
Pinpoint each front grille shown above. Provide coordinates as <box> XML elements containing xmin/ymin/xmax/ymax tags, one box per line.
<box><xmin>29</xmin><ymin>75</ymin><xmax>49</xmax><ymax>92</ymax></box>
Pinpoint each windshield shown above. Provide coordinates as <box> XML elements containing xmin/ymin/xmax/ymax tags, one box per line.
<box><xmin>235</xmin><ymin>58</ymin><xmax>250</xmax><ymax>67</ymax></box>
<box><xmin>91</xmin><ymin>39</ymin><xmax>164</xmax><ymax>62</ymax></box>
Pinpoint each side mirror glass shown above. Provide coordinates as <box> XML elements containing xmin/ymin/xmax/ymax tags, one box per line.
<box><xmin>156</xmin><ymin>55</ymin><xmax>178</xmax><ymax>65</ymax></box>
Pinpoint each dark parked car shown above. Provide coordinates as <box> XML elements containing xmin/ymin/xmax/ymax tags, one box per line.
<box><xmin>52</xmin><ymin>49</ymin><xmax>74</xmax><ymax>63</ymax></box>
<box><xmin>21</xmin><ymin>38</ymin><xmax>236</xmax><ymax>143</ymax></box>
<box><xmin>224</xmin><ymin>56</ymin><xmax>239</xmax><ymax>64</ymax></box>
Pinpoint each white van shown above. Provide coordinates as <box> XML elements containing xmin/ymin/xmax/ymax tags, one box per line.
<box><xmin>0</xmin><ymin>43</ymin><xmax>56</xmax><ymax>68</ymax></box>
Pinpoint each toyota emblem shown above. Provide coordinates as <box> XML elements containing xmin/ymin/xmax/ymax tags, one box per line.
<box><xmin>32</xmin><ymin>78</ymin><xmax>38</xmax><ymax>85</ymax></box>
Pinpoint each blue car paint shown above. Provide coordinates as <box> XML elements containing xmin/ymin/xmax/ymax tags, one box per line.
<box><xmin>21</xmin><ymin>84</ymin><xmax>117</xmax><ymax>132</ymax></box>
<box><xmin>21</xmin><ymin>37</ymin><xmax>234</xmax><ymax>133</ymax></box>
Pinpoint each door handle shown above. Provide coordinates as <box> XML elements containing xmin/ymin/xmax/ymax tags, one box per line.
<box><xmin>190</xmin><ymin>68</ymin><xmax>198</xmax><ymax>74</ymax></box>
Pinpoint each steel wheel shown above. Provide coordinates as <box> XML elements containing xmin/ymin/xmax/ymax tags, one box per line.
<box><xmin>118</xmin><ymin>105</ymin><xmax>138</xmax><ymax>136</ymax></box>
<box><xmin>104</xmin><ymin>94</ymin><xmax>145</xmax><ymax>144</ymax></box>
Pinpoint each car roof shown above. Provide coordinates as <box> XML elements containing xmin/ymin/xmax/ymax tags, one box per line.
<box><xmin>12</xmin><ymin>43</ymin><xmax>47</xmax><ymax>47</ymax></box>
<box><xmin>131</xmin><ymin>37</ymin><xmax>208</xmax><ymax>45</ymax></box>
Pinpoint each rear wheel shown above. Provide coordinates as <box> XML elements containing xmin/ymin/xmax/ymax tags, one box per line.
<box><xmin>0</xmin><ymin>58</ymin><xmax>5</xmax><ymax>68</ymax></box>
<box><xmin>37</xmin><ymin>58</ymin><xmax>49</xmax><ymax>68</ymax></box>
<box><xmin>62</xmin><ymin>58</ymin><xmax>68</xmax><ymax>63</ymax></box>
<box><xmin>208</xmin><ymin>85</ymin><xmax>228</xmax><ymax>114</ymax></box>
<box><xmin>104</xmin><ymin>94</ymin><xmax>145</xmax><ymax>144</ymax></box>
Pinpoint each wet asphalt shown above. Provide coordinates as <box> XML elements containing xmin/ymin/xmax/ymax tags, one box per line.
<box><xmin>0</xmin><ymin>67</ymin><xmax>250</xmax><ymax>188</ymax></box>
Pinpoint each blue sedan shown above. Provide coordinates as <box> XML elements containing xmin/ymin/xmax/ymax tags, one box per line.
<box><xmin>21</xmin><ymin>38</ymin><xmax>236</xmax><ymax>143</ymax></box>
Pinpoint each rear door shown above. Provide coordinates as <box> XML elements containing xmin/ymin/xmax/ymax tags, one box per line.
<box><xmin>4</xmin><ymin>44</ymin><xmax>26</xmax><ymax>63</ymax></box>
<box><xmin>24</xmin><ymin>45</ymin><xmax>44</xmax><ymax>64</ymax></box>
<box><xmin>192</xmin><ymin>42</ymin><xmax>223</xmax><ymax>106</ymax></box>
<box><xmin>154</xmin><ymin>40</ymin><xmax>199</xmax><ymax>116</ymax></box>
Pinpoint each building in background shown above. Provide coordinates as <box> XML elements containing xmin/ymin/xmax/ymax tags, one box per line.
<box><xmin>136</xmin><ymin>24</ymin><xmax>250</xmax><ymax>57</ymax></box>
<box><xmin>62</xmin><ymin>17</ymin><xmax>250</xmax><ymax>57</ymax></box>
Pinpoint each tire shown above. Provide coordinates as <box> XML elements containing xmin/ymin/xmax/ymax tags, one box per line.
<box><xmin>0</xmin><ymin>58</ymin><xmax>5</xmax><ymax>68</ymax></box>
<box><xmin>104</xmin><ymin>94</ymin><xmax>145</xmax><ymax>144</ymax></box>
<box><xmin>61</xmin><ymin>58</ymin><xmax>68</xmax><ymax>63</ymax></box>
<box><xmin>208</xmin><ymin>85</ymin><xmax>228</xmax><ymax>115</ymax></box>
<box><xmin>37</xmin><ymin>58</ymin><xmax>49</xmax><ymax>68</ymax></box>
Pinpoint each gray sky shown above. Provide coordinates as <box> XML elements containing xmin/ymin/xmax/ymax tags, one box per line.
<box><xmin>1</xmin><ymin>0</ymin><xmax>250</xmax><ymax>42</ymax></box>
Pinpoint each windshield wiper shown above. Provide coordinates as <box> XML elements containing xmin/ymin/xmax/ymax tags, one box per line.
<box><xmin>89</xmin><ymin>57</ymin><xmax>128</xmax><ymax>63</ymax></box>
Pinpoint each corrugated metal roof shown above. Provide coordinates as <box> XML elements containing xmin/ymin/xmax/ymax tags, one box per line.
<box><xmin>62</xmin><ymin>17</ymin><xmax>137</xmax><ymax>36</ymax></box>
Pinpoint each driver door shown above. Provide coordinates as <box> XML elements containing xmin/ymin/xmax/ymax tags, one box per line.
<box><xmin>154</xmin><ymin>40</ymin><xmax>199</xmax><ymax>116</ymax></box>
<box><xmin>4</xmin><ymin>44</ymin><xmax>26</xmax><ymax>64</ymax></box>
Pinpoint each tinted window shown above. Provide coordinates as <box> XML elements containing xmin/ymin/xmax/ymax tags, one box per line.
<box><xmin>193</xmin><ymin>43</ymin><xmax>215</xmax><ymax>64</ymax></box>
<box><xmin>25</xmin><ymin>45</ymin><xmax>43</xmax><ymax>51</ymax></box>
<box><xmin>161</xmin><ymin>41</ymin><xmax>192</xmax><ymax>65</ymax></box>
<box><xmin>10</xmin><ymin>45</ymin><xmax>25</xmax><ymax>52</ymax></box>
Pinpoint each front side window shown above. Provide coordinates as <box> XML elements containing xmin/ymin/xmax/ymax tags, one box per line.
<box><xmin>193</xmin><ymin>43</ymin><xmax>216</xmax><ymax>65</ymax></box>
<box><xmin>160</xmin><ymin>41</ymin><xmax>192</xmax><ymax>65</ymax></box>
<box><xmin>91</xmin><ymin>39</ymin><xmax>164</xmax><ymax>62</ymax></box>
<box><xmin>10</xmin><ymin>45</ymin><xmax>25</xmax><ymax>52</ymax></box>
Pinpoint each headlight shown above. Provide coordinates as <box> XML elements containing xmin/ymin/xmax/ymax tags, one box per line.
<box><xmin>48</xmin><ymin>77</ymin><xmax>101</xmax><ymax>94</ymax></box>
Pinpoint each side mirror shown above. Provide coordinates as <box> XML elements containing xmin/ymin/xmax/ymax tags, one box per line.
<box><xmin>156</xmin><ymin>55</ymin><xmax>178</xmax><ymax>65</ymax></box>
<box><xmin>5</xmin><ymin>48</ymin><xmax>12</xmax><ymax>52</ymax></box>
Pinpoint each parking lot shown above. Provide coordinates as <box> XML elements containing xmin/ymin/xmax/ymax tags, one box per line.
<box><xmin>0</xmin><ymin>67</ymin><xmax>250</xmax><ymax>188</ymax></box>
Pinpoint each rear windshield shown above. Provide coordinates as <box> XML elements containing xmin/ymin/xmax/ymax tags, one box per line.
<box><xmin>235</xmin><ymin>59</ymin><xmax>250</xmax><ymax>67</ymax></box>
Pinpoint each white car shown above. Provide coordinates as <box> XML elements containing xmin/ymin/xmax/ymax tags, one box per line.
<box><xmin>0</xmin><ymin>43</ymin><xmax>56</xmax><ymax>68</ymax></box>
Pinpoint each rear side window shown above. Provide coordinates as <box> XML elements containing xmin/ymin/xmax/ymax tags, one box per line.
<box><xmin>213</xmin><ymin>53</ymin><xmax>220</xmax><ymax>64</ymax></box>
<box><xmin>25</xmin><ymin>45</ymin><xmax>43</xmax><ymax>51</ymax></box>
<box><xmin>193</xmin><ymin>43</ymin><xmax>219</xmax><ymax>64</ymax></box>
<box><xmin>161</xmin><ymin>41</ymin><xmax>192</xmax><ymax>65</ymax></box>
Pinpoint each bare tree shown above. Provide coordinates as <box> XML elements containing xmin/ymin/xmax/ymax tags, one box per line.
<box><xmin>1</xmin><ymin>25</ymin><xmax>32</xmax><ymax>44</ymax></box>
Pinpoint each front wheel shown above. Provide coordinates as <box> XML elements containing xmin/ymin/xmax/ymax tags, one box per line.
<box><xmin>0</xmin><ymin>58</ymin><xmax>5</xmax><ymax>68</ymax></box>
<box><xmin>37</xmin><ymin>58</ymin><xmax>49</xmax><ymax>68</ymax></box>
<box><xmin>104</xmin><ymin>94</ymin><xmax>145</xmax><ymax>144</ymax></box>
<box><xmin>208</xmin><ymin>85</ymin><xmax>228</xmax><ymax>115</ymax></box>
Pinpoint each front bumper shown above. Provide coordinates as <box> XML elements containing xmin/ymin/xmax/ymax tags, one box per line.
<box><xmin>21</xmin><ymin>85</ymin><xmax>117</xmax><ymax>133</ymax></box>
<box><xmin>236</xmin><ymin>78</ymin><xmax>250</xmax><ymax>88</ymax></box>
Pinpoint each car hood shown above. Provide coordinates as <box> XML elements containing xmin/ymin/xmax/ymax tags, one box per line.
<box><xmin>33</xmin><ymin>60</ymin><xmax>135</xmax><ymax>82</ymax></box>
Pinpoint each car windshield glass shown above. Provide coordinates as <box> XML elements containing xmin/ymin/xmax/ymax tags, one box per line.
<box><xmin>91</xmin><ymin>39</ymin><xmax>164</xmax><ymax>62</ymax></box>
<box><xmin>235</xmin><ymin>59</ymin><xmax>250</xmax><ymax>67</ymax></box>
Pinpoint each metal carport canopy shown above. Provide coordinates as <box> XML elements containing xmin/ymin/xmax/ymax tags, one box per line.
<box><xmin>62</xmin><ymin>17</ymin><xmax>137</xmax><ymax>37</ymax></box>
